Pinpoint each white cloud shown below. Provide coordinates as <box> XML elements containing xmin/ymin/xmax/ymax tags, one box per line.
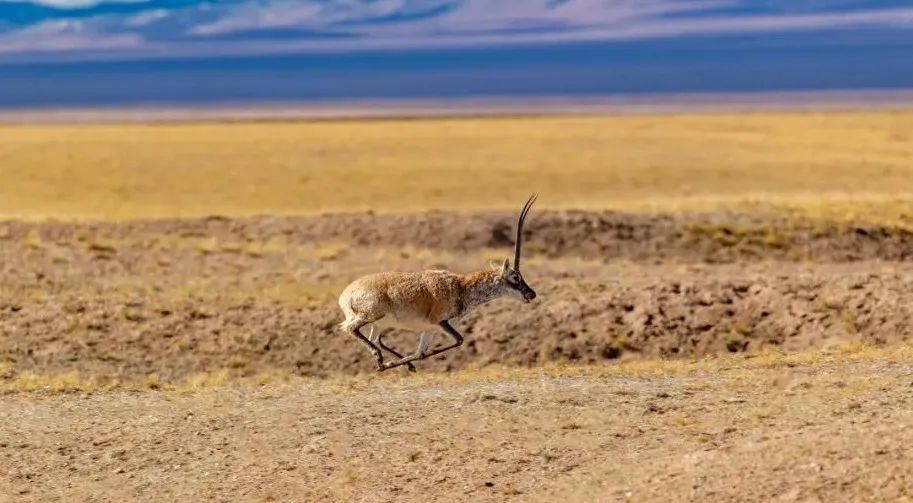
<box><xmin>185</xmin><ymin>0</ymin><xmax>913</xmax><ymax>43</ymax></box>
<box><xmin>189</xmin><ymin>0</ymin><xmax>423</xmax><ymax>36</ymax></box>
<box><xmin>189</xmin><ymin>2</ymin><xmax>324</xmax><ymax>36</ymax></box>
<box><xmin>182</xmin><ymin>1</ymin><xmax>913</xmax><ymax>54</ymax></box>
<box><xmin>0</xmin><ymin>18</ymin><xmax>140</xmax><ymax>52</ymax></box>
<box><xmin>0</xmin><ymin>0</ymin><xmax>147</xmax><ymax>8</ymax></box>
<box><xmin>0</xmin><ymin>0</ymin><xmax>912</xmax><ymax>59</ymax></box>
<box><xmin>124</xmin><ymin>8</ymin><xmax>168</xmax><ymax>27</ymax></box>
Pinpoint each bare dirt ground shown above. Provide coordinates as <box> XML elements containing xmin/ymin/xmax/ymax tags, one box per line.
<box><xmin>3</xmin><ymin>209</ymin><xmax>913</xmax><ymax>501</ymax></box>
<box><xmin>4</xmin><ymin>354</ymin><xmax>913</xmax><ymax>502</ymax></box>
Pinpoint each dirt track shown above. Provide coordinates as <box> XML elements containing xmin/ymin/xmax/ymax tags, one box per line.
<box><xmin>3</xmin><ymin>210</ymin><xmax>913</xmax><ymax>381</ymax></box>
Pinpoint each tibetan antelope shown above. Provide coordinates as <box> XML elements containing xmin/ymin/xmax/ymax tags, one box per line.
<box><xmin>338</xmin><ymin>195</ymin><xmax>538</xmax><ymax>372</ymax></box>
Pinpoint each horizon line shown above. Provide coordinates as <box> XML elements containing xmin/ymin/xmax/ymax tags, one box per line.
<box><xmin>2</xmin><ymin>88</ymin><xmax>913</xmax><ymax>125</ymax></box>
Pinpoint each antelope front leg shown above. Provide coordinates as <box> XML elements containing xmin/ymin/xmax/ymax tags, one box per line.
<box><xmin>421</xmin><ymin>320</ymin><xmax>464</xmax><ymax>358</ymax></box>
<box><xmin>380</xmin><ymin>321</ymin><xmax>464</xmax><ymax>371</ymax></box>
<box><xmin>378</xmin><ymin>333</ymin><xmax>430</xmax><ymax>371</ymax></box>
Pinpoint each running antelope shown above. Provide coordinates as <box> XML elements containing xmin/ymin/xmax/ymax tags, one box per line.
<box><xmin>338</xmin><ymin>195</ymin><xmax>538</xmax><ymax>372</ymax></box>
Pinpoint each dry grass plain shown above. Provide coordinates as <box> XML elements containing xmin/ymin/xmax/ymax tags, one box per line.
<box><xmin>5</xmin><ymin>110</ymin><xmax>913</xmax><ymax>502</ymax></box>
<box><xmin>2</xmin><ymin>111</ymin><xmax>913</xmax><ymax>222</ymax></box>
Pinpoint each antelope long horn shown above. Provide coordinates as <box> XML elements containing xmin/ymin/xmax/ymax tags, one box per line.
<box><xmin>513</xmin><ymin>194</ymin><xmax>537</xmax><ymax>271</ymax></box>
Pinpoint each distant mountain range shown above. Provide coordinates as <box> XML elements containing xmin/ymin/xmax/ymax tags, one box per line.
<box><xmin>1</xmin><ymin>0</ymin><xmax>912</xmax><ymax>108</ymax></box>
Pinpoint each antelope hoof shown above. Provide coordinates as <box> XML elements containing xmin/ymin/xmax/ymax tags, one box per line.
<box><xmin>379</xmin><ymin>361</ymin><xmax>400</xmax><ymax>372</ymax></box>
<box><xmin>378</xmin><ymin>358</ymin><xmax>416</xmax><ymax>372</ymax></box>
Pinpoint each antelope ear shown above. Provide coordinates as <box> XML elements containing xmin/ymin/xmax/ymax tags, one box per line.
<box><xmin>500</xmin><ymin>258</ymin><xmax>511</xmax><ymax>276</ymax></box>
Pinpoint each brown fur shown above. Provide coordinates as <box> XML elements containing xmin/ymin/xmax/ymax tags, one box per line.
<box><xmin>338</xmin><ymin>269</ymin><xmax>508</xmax><ymax>331</ymax></box>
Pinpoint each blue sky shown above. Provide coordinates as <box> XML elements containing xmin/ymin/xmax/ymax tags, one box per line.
<box><xmin>1</xmin><ymin>1</ymin><xmax>912</xmax><ymax>107</ymax></box>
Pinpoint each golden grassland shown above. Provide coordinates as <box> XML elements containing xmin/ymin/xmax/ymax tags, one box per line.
<box><xmin>2</xmin><ymin>110</ymin><xmax>913</xmax><ymax>221</ymax></box>
<box><xmin>1</xmin><ymin>340</ymin><xmax>906</xmax><ymax>394</ymax></box>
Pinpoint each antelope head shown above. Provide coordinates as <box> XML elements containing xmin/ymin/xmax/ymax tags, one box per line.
<box><xmin>497</xmin><ymin>194</ymin><xmax>537</xmax><ymax>303</ymax></box>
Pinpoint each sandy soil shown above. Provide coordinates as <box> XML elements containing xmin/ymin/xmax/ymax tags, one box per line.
<box><xmin>4</xmin><ymin>209</ymin><xmax>913</xmax><ymax>501</ymax></box>
<box><xmin>3</xmin><ymin>356</ymin><xmax>913</xmax><ymax>502</ymax></box>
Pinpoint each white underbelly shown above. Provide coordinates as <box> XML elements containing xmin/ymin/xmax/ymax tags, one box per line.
<box><xmin>373</xmin><ymin>313</ymin><xmax>438</xmax><ymax>332</ymax></box>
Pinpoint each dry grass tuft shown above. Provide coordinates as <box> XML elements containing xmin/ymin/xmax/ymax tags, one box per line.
<box><xmin>178</xmin><ymin>370</ymin><xmax>230</xmax><ymax>391</ymax></box>
<box><xmin>3</xmin><ymin>371</ymin><xmax>104</xmax><ymax>393</ymax></box>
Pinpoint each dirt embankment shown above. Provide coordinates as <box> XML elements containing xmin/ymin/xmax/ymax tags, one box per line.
<box><xmin>4</xmin><ymin>209</ymin><xmax>913</xmax><ymax>262</ymax></box>
<box><xmin>3</xmin><ymin>210</ymin><xmax>913</xmax><ymax>380</ymax></box>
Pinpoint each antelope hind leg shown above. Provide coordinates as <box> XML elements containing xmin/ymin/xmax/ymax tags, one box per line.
<box><xmin>346</xmin><ymin>323</ymin><xmax>384</xmax><ymax>371</ymax></box>
<box><xmin>369</xmin><ymin>327</ymin><xmax>416</xmax><ymax>373</ymax></box>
